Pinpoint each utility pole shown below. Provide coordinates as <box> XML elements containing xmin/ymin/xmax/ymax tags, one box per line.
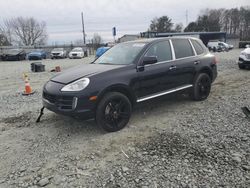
<box><xmin>186</xmin><ymin>10</ymin><xmax>189</xmax><ymax>27</ymax></box>
<box><xmin>81</xmin><ymin>12</ymin><xmax>86</xmax><ymax>45</ymax></box>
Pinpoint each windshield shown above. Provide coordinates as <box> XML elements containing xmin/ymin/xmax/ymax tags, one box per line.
<box><xmin>94</xmin><ymin>42</ymin><xmax>146</xmax><ymax>65</ymax></box>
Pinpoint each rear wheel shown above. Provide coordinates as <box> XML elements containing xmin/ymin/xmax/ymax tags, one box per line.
<box><xmin>96</xmin><ymin>92</ymin><xmax>132</xmax><ymax>132</ymax></box>
<box><xmin>191</xmin><ymin>73</ymin><xmax>211</xmax><ymax>101</ymax></box>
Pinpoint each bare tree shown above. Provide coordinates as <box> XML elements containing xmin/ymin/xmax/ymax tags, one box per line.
<box><xmin>0</xmin><ymin>27</ymin><xmax>7</xmax><ymax>46</ymax></box>
<box><xmin>4</xmin><ymin>17</ymin><xmax>47</xmax><ymax>46</ymax></box>
<box><xmin>92</xmin><ymin>33</ymin><xmax>103</xmax><ymax>49</ymax></box>
<box><xmin>174</xmin><ymin>23</ymin><xmax>183</xmax><ymax>32</ymax></box>
<box><xmin>184</xmin><ymin>6</ymin><xmax>250</xmax><ymax>40</ymax></box>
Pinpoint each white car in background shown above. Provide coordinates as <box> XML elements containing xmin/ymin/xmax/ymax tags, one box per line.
<box><xmin>68</xmin><ymin>47</ymin><xmax>84</xmax><ymax>59</ymax></box>
<box><xmin>207</xmin><ymin>41</ymin><xmax>233</xmax><ymax>52</ymax></box>
<box><xmin>238</xmin><ymin>46</ymin><xmax>250</xmax><ymax>69</ymax></box>
<box><xmin>50</xmin><ymin>48</ymin><xmax>67</xmax><ymax>59</ymax></box>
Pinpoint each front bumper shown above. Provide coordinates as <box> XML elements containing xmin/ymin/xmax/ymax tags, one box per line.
<box><xmin>239</xmin><ymin>58</ymin><xmax>250</xmax><ymax>66</ymax></box>
<box><xmin>42</xmin><ymin>81</ymin><xmax>96</xmax><ymax>119</ymax></box>
<box><xmin>69</xmin><ymin>53</ymin><xmax>82</xmax><ymax>59</ymax></box>
<box><xmin>51</xmin><ymin>54</ymin><xmax>64</xmax><ymax>58</ymax></box>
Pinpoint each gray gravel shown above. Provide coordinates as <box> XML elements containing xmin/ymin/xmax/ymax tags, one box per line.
<box><xmin>0</xmin><ymin>49</ymin><xmax>249</xmax><ymax>187</ymax></box>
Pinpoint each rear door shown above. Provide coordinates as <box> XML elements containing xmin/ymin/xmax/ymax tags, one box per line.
<box><xmin>170</xmin><ymin>38</ymin><xmax>197</xmax><ymax>86</ymax></box>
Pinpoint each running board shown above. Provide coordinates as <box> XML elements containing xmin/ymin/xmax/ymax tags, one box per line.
<box><xmin>136</xmin><ymin>84</ymin><xmax>193</xmax><ymax>103</ymax></box>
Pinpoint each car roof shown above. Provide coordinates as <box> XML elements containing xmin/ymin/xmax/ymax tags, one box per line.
<box><xmin>123</xmin><ymin>37</ymin><xmax>201</xmax><ymax>44</ymax></box>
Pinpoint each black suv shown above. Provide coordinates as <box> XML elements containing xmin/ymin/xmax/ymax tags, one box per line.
<box><xmin>43</xmin><ymin>37</ymin><xmax>217</xmax><ymax>132</ymax></box>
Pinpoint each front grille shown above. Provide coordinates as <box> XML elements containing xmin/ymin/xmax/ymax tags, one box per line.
<box><xmin>72</xmin><ymin>53</ymin><xmax>77</xmax><ymax>56</ymax></box>
<box><xmin>52</xmin><ymin>53</ymin><xmax>60</xmax><ymax>56</ymax></box>
<box><xmin>43</xmin><ymin>92</ymin><xmax>74</xmax><ymax>110</ymax></box>
<box><xmin>246</xmin><ymin>54</ymin><xmax>250</xmax><ymax>59</ymax></box>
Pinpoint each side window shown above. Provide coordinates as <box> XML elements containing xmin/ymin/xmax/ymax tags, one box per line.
<box><xmin>172</xmin><ymin>39</ymin><xmax>194</xmax><ymax>59</ymax></box>
<box><xmin>191</xmin><ymin>40</ymin><xmax>204</xmax><ymax>55</ymax></box>
<box><xmin>145</xmin><ymin>41</ymin><xmax>172</xmax><ymax>62</ymax></box>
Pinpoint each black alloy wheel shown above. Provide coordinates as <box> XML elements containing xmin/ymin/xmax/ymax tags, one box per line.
<box><xmin>96</xmin><ymin>92</ymin><xmax>132</xmax><ymax>132</ymax></box>
<box><xmin>191</xmin><ymin>73</ymin><xmax>211</xmax><ymax>101</ymax></box>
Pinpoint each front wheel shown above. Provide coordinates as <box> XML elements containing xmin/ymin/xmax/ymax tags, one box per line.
<box><xmin>190</xmin><ymin>73</ymin><xmax>211</xmax><ymax>101</ymax></box>
<box><xmin>96</xmin><ymin>92</ymin><xmax>132</xmax><ymax>132</ymax></box>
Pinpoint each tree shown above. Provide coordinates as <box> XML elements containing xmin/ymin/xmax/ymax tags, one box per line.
<box><xmin>0</xmin><ymin>27</ymin><xmax>10</xmax><ymax>46</ymax></box>
<box><xmin>174</xmin><ymin>23</ymin><xmax>183</xmax><ymax>32</ymax></box>
<box><xmin>4</xmin><ymin>17</ymin><xmax>47</xmax><ymax>46</ymax></box>
<box><xmin>184</xmin><ymin>7</ymin><xmax>250</xmax><ymax>40</ymax></box>
<box><xmin>0</xmin><ymin>34</ymin><xmax>10</xmax><ymax>46</ymax></box>
<box><xmin>184</xmin><ymin>22</ymin><xmax>199</xmax><ymax>32</ymax></box>
<box><xmin>92</xmin><ymin>33</ymin><xmax>103</xmax><ymax>50</ymax></box>
<box><xmin>149</xmin><ymin>16</ymin><xmax>174</xmax><ymax>32</ymax></box>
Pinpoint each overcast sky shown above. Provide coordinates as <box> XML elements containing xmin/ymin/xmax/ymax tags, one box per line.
<box><xmin>0</xmin><ymin>0</ymin><xmax>249</xmax><ymax>44</ymax></box>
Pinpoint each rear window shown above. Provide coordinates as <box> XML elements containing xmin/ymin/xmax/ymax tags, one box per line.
<box><xmin>172</xmin><ymin>39</ymin><xmax>194</xmax><ymax>59</ymax></box>
<box><xmin>191</xmin><ymin>40</ymin><xmax>204</xmax><ymax>55</ymax></box>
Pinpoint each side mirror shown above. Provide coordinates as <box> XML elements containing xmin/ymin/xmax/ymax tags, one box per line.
<box><xmin>142</xmin><ymin>56</ymin><xmax>158</xmax><ymax>65</ymax></box>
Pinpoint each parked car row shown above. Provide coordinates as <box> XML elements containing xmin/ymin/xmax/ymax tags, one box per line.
<box><xmin>207</xmin><ymin>41</ymin><xmax>233</xmax><ymax>52</ymax></box>
<box><xmin>0</xmin><ymin>47</ymin><xmax>88</xmax><ymax>61</ymax></box>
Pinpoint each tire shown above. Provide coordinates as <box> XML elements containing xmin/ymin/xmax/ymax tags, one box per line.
<box><xmin>238</xmin><ymin>64</ymin><xmax>245</xmax><ymax>69</ymax></box>
<box><xmin>96</xmin><ymin>92</ymin><xmax>132</xmax><ymax>132</ymax></box>
<box><xmin>191</xmin><ymin>73</ymin><xmax>211</xmax><ymax>101</ymax></box>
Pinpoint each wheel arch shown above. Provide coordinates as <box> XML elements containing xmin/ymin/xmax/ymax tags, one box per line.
<box><xmin>97</xmin><ymin>84</ymin><xmax>136</xmax><ymax>106</ymax></box>
<box><xmin>196</xmin><ymin>67</ymin><xmax>213</xmax><ymax>81</ymax></box>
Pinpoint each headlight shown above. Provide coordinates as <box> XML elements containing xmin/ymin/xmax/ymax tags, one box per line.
<box><xmin>61</xmin><ymin>78</ymin><xmax>90</xmax><ymax>92</ymax></box>
<box><xmin>241</xmin><ymin>52</ymin><xmax>247</xmax><ymax>57</ymax></box>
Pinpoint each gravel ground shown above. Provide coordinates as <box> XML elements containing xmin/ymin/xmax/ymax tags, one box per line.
<box><xmin>0</xmin><ymin>49</ymin><xmax>249</xmax><ymax>188</ymax></box>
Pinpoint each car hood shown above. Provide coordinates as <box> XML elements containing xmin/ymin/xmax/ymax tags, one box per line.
<box><xmin>51</xmin><ymin>63</ymin><xmax>125</xmax><ymax>84</ymax></box>
<box><xmin>242</xmin><ymin>48</ymin><xmax>250</xmax><ymax>54</ymax></box>
<box><xmin>70</xmin><ymin>51</ymin><xmax>82</xmax><ymax>54</ymax></box>
<box><xmin>51</xmin><ymin>51</ymin><xmax>63</xmax><ymax>53</ymax></box>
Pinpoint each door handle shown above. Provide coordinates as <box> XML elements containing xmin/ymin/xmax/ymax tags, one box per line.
<box><xmin>194</xmin><ymin>61</ymin><xmax>200</xmax><ymax>65</ymax></box>
<box><xmin>169</xmin><ymin>66</ymin><xmax>177</xmax><ymax>70</ymax></box>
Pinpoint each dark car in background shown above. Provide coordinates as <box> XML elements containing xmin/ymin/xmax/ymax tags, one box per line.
<box><xmin>27</xmin><ymin>49</ymin><xmax>47</xmax><ymax>60</ymax></box>
<box><xmin>43</xmin><ymin>37</ymin><xmax>217</xmax><ymax>132</ymax></box>
<box><xmin>2</xmin><ymin>49</ymin><xmax>26</xmax><ymax>61</ymax></box>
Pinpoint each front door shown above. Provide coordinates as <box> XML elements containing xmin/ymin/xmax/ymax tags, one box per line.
<box><xmin>137</xmin><ymin>40</ymin><xmax>176</xmax><ymax>98</ymax></box>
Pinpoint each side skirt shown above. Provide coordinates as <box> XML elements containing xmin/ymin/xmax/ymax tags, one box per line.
<box><xmin>136</xmin><ymin>85</ymin><xmax>193</xmax><ymax>103</ymax></box>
